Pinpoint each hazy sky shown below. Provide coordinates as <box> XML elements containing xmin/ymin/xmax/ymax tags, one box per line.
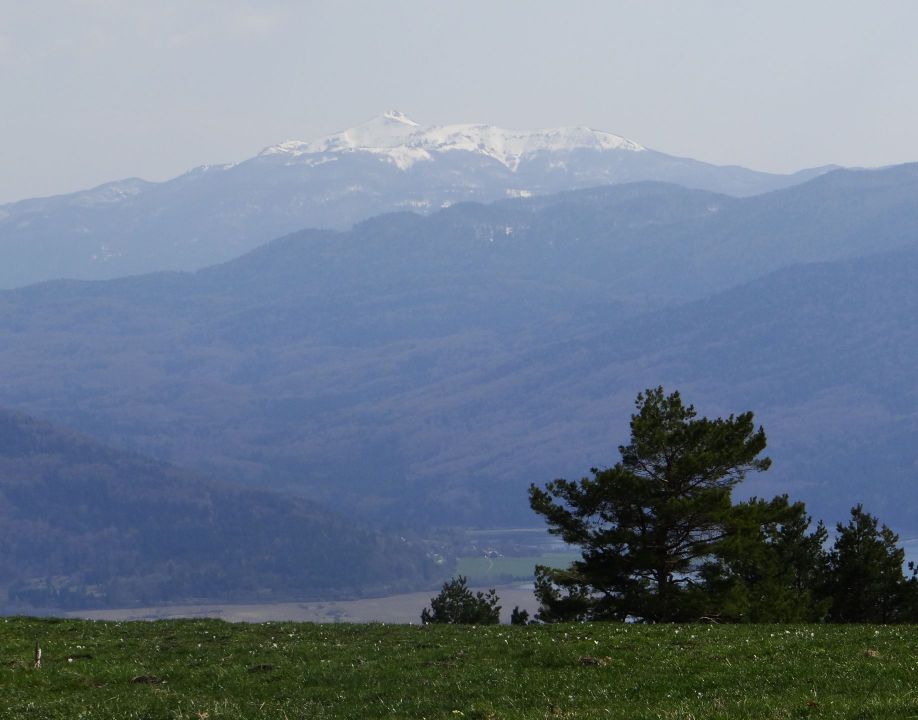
<box><xmin>2</xmin><ymin>0</ymin><xmax>917</xmax><ymax>204</ymax></box>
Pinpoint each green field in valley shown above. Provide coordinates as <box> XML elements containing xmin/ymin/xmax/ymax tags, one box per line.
<box><xmin>2</xmin><ymin>617</ymin><xmax>917</xmax><ymax>719</ymax></box>
<box><xmin>456</xmin><ymin>553</ymin><xmax>578</xmax><ymax>585</ymax></box>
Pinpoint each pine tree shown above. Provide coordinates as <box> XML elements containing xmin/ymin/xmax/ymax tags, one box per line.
<box><xmin>701</xmin><ymin>495</ymin><xmax>830</xmax><ymax>622</ymax></box>
<box><xmin>827</xmin><ymin>505</ymin><xmax>911</xmax><ymax>623</ymax></box>
<box><xmin>529</xmin><ymin>387</ymin><xmax>770</xmax><ymax>622</ymax></box>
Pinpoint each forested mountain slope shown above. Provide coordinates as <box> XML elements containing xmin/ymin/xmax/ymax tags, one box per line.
<box><xmin>1</xmin><ymin>165</ymin><xmax>917</xmax><ymax>531</ymax></box>
<box><xmin>0</xmin><ymin>409</ymin><xmax>438</xmax><ymax>610</ymax></box>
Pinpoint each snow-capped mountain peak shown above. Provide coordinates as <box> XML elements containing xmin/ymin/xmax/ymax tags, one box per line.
<box><xmin>416</xmin><ymin>123</ymin><xmax>644</xmax><ymax>170</ymax></box>
<box><xmin>260</xmin><ymin>112</ymin><xmax>644</xmax><ymax>171</ymax></box>
<box><xmin>380</xmin><ymin>109</ymin><xmax>418</xmax><ymax>126</ymax></box>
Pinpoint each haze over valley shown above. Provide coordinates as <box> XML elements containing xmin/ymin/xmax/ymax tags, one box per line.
<box><xmin>3</xmin><ymin>145</ymin><xmax>918</xmax><ymax>610</ymax></box>
<box><xmin>9</xmin><ymin>7</ymin><xmax>918</xmax><ymax>720</ymax></box>
<box><xmin>3</xmin><ymin>2</ymin><xmax>918</xmax><ymax>621</ymax></box>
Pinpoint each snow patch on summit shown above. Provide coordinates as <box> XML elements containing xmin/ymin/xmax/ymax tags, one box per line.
<box><xmin>262</xmin><ymin>110</ymin><xmax>420</xmax><ymax>156</ymax></box>
<box><xmin>260</xmin><ymin>111</ymin><xmax>644</xmax><ymax>171</ymax></box>
<box><xmin>418</xmin><ymin>124</ymin><xmax>643</xmax><ymax>171</ymax></box>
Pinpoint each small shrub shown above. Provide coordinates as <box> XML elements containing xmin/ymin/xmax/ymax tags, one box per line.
<box><xmin>421</xmin><ymin>576</ymin><xmax>500</xmax><ymax>624</ymax></box>
<box><xmin>510</xmin><ymin>606</ymin><xmax>530</xmax><ymax>625</ymax></box>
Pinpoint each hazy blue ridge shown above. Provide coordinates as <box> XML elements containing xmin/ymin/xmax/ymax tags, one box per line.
<box><xmin>0</xmin><ymin>137</ymin><xmax>836</xmax><ymax>288</ymax></box>
<box><xmin>1</xmin><ymin>165</ymin><xmax>917</xmax><ymax>535</ymax></box>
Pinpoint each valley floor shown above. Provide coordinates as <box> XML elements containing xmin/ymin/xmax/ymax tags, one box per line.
<box><xmin>63</xmin><ymin>584</ymin><xmax>539</xmax><ymax>625</ymax></box>
<box><xmin>2</xmin><ymin>617</ymin><xmax>916</xmax><ymax>719</ymax></box>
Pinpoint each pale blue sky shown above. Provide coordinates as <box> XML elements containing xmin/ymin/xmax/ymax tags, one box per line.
<box><xmin>2</xmin><ymin>0</ymin><xmax>917</xmax><ymax>203</ymax></box>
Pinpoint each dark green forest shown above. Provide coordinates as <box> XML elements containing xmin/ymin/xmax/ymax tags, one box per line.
<box><xmin>0</xmin><ymin>410</ymin><xmax>440</xmax><ymax>610</ymax></box>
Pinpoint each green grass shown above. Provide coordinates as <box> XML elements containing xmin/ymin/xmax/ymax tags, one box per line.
<box><xmin>456</xmin><ymin>553</ymin><xmax>578</xmax><ymax>584</ymax></box>
<box><xmin>2</xmin><ymin>617</ymin><xmax>918</xmax><ymax>719</ymax></box>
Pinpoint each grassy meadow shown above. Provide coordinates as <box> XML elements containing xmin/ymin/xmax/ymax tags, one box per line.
<box><xmin>2</xmin><ymin>617</ymin><xmax>917</xmax><ymax>719</ymax></box>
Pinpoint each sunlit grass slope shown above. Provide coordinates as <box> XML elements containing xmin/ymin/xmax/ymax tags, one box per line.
<box><xmin>2</xmin><ymin>618</ymin><xmax>916</xmax><ymax>719</ymax></box>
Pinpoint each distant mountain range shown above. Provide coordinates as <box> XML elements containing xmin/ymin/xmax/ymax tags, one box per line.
<box><xmin>0</xmin><ymin>408</ymin><xmax>439</xmax><ymax>611</ymax></box>
<box><xmin>2</xmin><ymin>164</ymin><xmax>917</xmax><ymax>537</ymax></box>
<box><xmin>0</xmin><ymin>111</ymin><xmax>834</xmax><ymax>288</ymax></box>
